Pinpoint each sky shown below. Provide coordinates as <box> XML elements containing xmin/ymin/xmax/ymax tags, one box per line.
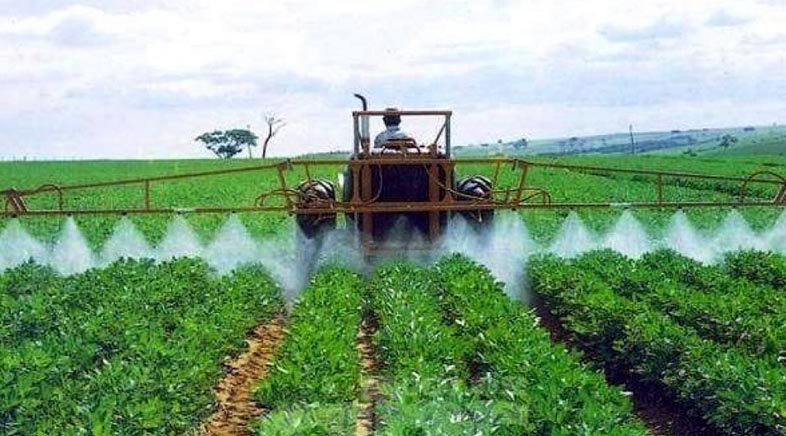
<box><xmin>0</xmin><ymin>0</ymin><xmax>785</xmax><ymax>159</ymax></box>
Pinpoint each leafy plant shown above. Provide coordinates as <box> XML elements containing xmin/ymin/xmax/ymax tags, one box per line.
<box><xmin>369</xmin><ymin>263</ymin><xmax>512</xmax><ymax>434</ymax></box>
<box><xmin>723</xmin><ymin>250</ymin><xmax>786</xmax><ymax>289</ymax></box>
<box><xmin>0</xmin><ymin>259</ymin><xmax>284</xmax><ymax>434</ymax></box>
<box><xmin>252</xmin><ymin>266</ymin><xmax>363</xmax><ymax>434</ymax></box>
<box><xmin>530</xmin><ymin>252</ymin><xmax>786</xmax><ymax>435</ymax></box>
<box><xmin>434</xmin><ymin>254</ymin><xmax>646</xmax><ymax>435</ymax></box>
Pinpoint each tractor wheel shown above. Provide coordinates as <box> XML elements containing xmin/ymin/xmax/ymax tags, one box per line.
<box><xmin>295</xmin><ymin>178</ymin><xmax>337</xmax><ymax>238</ymax></box>
<box><xmin>455</xmin><ymin>175</ymin><xmax>494</xmax><ymax>226</ymax></box>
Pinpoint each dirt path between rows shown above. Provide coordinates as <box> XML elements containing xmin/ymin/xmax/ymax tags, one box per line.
<box><xmin>202</xmin><ymin>315</ymin><xmax>286</xmax><ymax>436</ymax></box>
<box><xmin>532</xmin><ymin>295</ymin><xmax>719</xmax><ymax>436</ymax></box>
<box><xmin>356</xmin><ymin>314</ymin><xmax>381</xmax><ymax>436</ymax></box>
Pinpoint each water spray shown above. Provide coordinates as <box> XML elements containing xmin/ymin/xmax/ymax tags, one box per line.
<box><xmin>1</xmin><ymin>209</ymin><xmax>785</xmax><ymax>301</ymax></box>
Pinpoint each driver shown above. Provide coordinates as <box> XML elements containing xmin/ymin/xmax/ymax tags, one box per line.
<box><xmin>374</xmin><ymin>108</ymin><xmax>413</xmax><ymax>148</ymax></box>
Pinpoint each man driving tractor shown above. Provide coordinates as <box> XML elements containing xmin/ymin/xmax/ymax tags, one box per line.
<box><xmin>374</xmin><ymin>108</ymin><xmax>413</xmax><ymax>148</ymax></box>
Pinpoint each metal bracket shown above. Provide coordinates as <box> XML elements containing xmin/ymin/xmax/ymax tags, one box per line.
<box><xmin>3</xmin><ymin>189</ymin><xmax>28</xmax><ymax>213</ymax></box>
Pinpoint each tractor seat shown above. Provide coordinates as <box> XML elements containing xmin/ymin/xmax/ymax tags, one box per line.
<box><xmin>377</xmin><ymin>138</ymin><xmax>423</xmax><ymax>154</ymax></box>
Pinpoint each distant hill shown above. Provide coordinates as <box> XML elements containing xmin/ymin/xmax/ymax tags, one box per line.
<box><xmin>453</xmin><ymin>124</ymin><xmax>786</xmax><ymax>157</ymax></box>
<box><xmin>299</xmin><ymin>124</ymin><xmax>785</xmax><ymax>160</ymax></box>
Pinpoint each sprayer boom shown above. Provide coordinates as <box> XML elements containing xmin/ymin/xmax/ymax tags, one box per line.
<box><xmin>3</xmin><ymin>158</ymin><xmax>784</xmax><ymax>219</ymax></box>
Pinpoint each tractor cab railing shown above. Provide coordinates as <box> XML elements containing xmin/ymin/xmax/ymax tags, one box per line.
<box><xmin>352</xmin><ymin>110</ymin><xmax>452</xmax><ymax>158</ymax></box>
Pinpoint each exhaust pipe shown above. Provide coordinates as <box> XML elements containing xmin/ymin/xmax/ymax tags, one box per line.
<box><xmin>354</xmin><ymin>94</ymin><xmax>370</xmax><ymax>148</ymax></box>
<box><xmin>353</xmin><ymin>93</ymin><xmax>368</xmax><ymax>111</ymax></box>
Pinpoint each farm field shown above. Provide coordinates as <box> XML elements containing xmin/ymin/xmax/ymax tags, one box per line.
<box><xmin>1</xmin><ymin>153</ymin><xmax>786</xmax><ymax>434</ymax></box>
<box><xmin>2</xmin><ymin>254</ymin><xmax>650</xmax><ymax>434</ymax></box>
<box><xmin>3</xmin><ymin>249</ymin><xmax>785</xmax><ymax>434</ymax></box>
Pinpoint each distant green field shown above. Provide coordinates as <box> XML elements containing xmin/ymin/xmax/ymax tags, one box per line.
<box><xmin>2</xmin><ymin>153</ymin><xmax>784</xmax><ymax>245</ymax></box>
<box><xmin>706</xmin><ymin>142</ymin><xmax>786</xmax><ymax>156</ymax></box>
<box><xmin>455</xmin><ymin>124</ymin><xmax>786</xmax><ymax>158</ymax></box>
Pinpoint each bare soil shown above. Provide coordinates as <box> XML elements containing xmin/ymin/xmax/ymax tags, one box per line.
<box><xmin>356</xmin><ymin>315</ymin><xmax>381</xmax><ymax>436</ymax></box>
<box><xmin>202</xmin><ymin>315</ymin><xmax>286</xmax><ymax>436</ymax></box>
<box><xmin>531</xmin><ymin>295</ymin><xmax>720</xmax><ymax>436</ymax></box>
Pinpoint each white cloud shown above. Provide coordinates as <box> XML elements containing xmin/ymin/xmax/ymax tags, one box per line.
<box><xmin>0</xmin><ymin>0</ymin><xmax>785</xmax><ymax>159</ymax></box>
<box><xmin>600</xmin><ymin>18</ymin><xmax>689</xmax><ymax>42</ymax></box>
<box><xmin>705</xmin><ymin>9</ymin><xmax>753</xmax><ymax>27</ymax></box>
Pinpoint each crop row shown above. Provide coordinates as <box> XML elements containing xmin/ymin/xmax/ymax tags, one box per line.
<box><xmin>531</xmin><ymin>254</ymin><xmax>786</xmax><ymax>435</ymax></box>
<box><xmin>252</xmin><ymin>266</ymin><xmax>364</xmax><ymax>434</ymax></box>
<box><xmin>573</xmin><ymin>250</ymin><xmax>786</xmax><ymax>359</ymax></box>
<box><xmin>0</xmin><ymin>259</ymin><xmax>284</xmax><ymax>434</ymax></box>
<box><xmin>367</xmin><ymin>258</ymin><xmax>646</xmax><ymax>434</ymax></box>
<box><xmin>723</xmin><ymin>250</ymin><xmax>786</xmax><ymax>290</ymax></box>
<box><xmin>433</xmin><ymin>255</ymin><xmax>646</xmax><ymax>435</ymax></box>
<box><xmin>370</xmin><ymin>263</ymin><xmax>496</xmax><ymax>434</ymax></box>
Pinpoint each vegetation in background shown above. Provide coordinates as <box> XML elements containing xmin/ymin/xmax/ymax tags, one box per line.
<box><xmin>195</xmin><ymin>129</ymin><xmax>259</xmax><ymax>159</ymax></box>
<box><xmin>261</xmin><ymin>115</ymin><xmax>286</xmax><ymax>159</ymax></box>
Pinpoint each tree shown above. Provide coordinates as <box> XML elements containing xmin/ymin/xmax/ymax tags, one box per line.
<box><xmin>719</xmin><ymin>134</ymin><xmax>738</xmax><ymax>149</ymax></box>
<box><xmin>195</xmin><ymin>129</ymin><xmax>258</xmax><ymax>159</ymax></box>
<box><xmin>513</xmin><ymin>137</ymin><xmax>528</xmax><ymax>150</ymax></box>
<box><xmin>568</xmin><ymin>137</ymin><xmax>580</xmax><ymax>151</ymax></box>
<box><xmin>262</xmin><ymin>115</ymin><xmax>285</xmax><ymax>159</ymax></box>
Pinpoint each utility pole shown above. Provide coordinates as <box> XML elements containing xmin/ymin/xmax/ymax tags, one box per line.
<box><xmin>629</xmin><ymin>124</ymin><xmax>636</xmax><ymax>154</ymax></box>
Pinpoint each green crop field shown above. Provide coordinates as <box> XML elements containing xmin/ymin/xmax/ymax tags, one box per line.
<box><xmin>1</xmin><ymin>152</ymin><xmax>786</xmax><ymax>435</ymax></box>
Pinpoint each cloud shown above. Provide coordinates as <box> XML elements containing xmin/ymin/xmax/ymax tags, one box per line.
<box><xmin>743</xmin><ymin>32</ymin><xmax>786</xmax><ymax>46</ymax></box>
<box><xmin>48</xmin><ymin>12</ymin><xmax>114</xmax><ymax>46</ymax></box>
<box><xmin>64</xmin><ymin>72</ymin><xmax>330</xmax><ymax>109</ymax></box>
<box><xmin>0</xmin><ymin>1</ymin><xmax>171</xmax><ymax>17</ymax></box>
<box><xmin>599</xmin><ymin>18</ymin><xmax>689</xmax><ymax>42</ymax></box>
<box><xmin>706</xmin><ymin>10</ymin><xmax>753</xmax><ymax>27</ymax></box>
<box><xmin>0</xmin><ymin>5</ymin><xmax>115</xmax><ymax>47</ymax></box>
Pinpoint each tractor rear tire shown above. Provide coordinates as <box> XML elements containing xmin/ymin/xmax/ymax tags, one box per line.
<box><xmin>295</xmin><ymin>179</ymin><xmax>337</xmax><ymax>239</ymax></box>
<box><xmin>455</xmin><ymin>175</ymin><xmax>494</xmax><ymax>226</ymax></box>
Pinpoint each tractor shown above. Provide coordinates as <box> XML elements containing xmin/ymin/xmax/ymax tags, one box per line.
<box><xmin>294</xmin><ymin>94</ymin><xmax>493</xmax><ymax>250</ymax></box>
